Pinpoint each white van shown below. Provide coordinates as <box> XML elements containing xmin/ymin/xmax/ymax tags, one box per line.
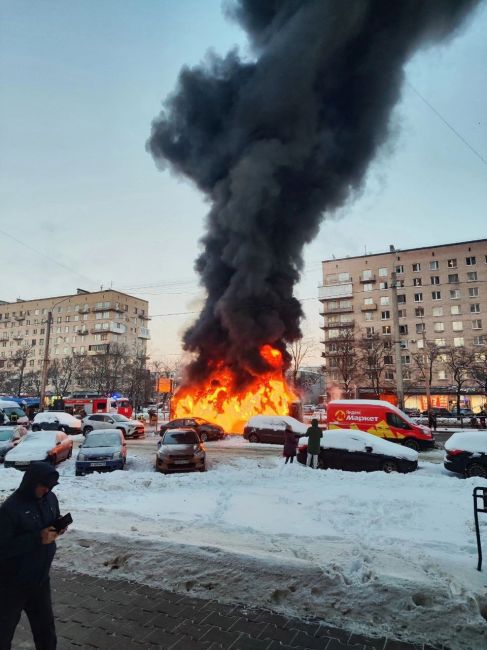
<box><xmin>0</xmin><ymin>400</ymin><xmax>29</xmax><ymax>425</ymax></box>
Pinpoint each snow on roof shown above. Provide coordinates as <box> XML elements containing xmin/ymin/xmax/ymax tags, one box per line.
<box><xmin>246</xmin><ymin>415</ymin><xmax>308</xmax><ymax>433</ymax></box>
<box><xmin>299</xmin><ymin>428</ymin><xmax>418</xmax><ymax>460</ymax></box>
<box><xmin>444</xmin><ymin>431</ymin><xmax>487</xmax><ymax>454</ymax></box>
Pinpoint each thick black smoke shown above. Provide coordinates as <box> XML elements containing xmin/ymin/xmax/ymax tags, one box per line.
<box><xmin>148</xmin><ymin>0</ymin><xmax>480</xmax><ymax>386</ymax></box>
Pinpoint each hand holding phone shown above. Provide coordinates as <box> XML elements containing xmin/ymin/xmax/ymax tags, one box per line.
<box><xmin>53</xmin><ymin>512</ymin><xmax>73</xmax><ymax>532</ymax></box>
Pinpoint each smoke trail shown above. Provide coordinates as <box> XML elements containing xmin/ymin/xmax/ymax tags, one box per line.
<box><xmin>148</xmin><ymin>0</ymin><xmax>480</xmax><ymax>385</ymax></box>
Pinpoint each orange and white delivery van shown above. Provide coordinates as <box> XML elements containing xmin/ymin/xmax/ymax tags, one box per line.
<box><xmin>327</xmin><ymin>399</ymin><xmax>434</xmax><ymax>451</ymax></box>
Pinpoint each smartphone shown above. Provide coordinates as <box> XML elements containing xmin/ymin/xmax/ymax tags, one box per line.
<box><xmin>53</xmin><ymin>512</ymin><xmax>73</xmax><ymax>532</ymax></box>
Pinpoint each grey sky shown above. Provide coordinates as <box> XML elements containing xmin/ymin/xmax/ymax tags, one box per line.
<box><xmin>1</xmin><ymin>1</ymin><xmax>486</xmax><ymax>366</ymax></box>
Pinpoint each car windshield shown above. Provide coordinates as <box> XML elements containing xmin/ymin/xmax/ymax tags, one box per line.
<box><xmin>0</xmin><ymin>428</ymin><xmax>15</xmax><ymax>441</ymax></box>
<box><xmin>3</xmin><ymin>407</ymin><xmax>25</xmax><ymax>417</ymax></box>
<box><xmin>83</xmin><ymin>433</ymin><xmax>121</xmax><ymax>448</ymax></box>
<box><xmin>163</xmin><ymin>431</ymin><xmax>198</xmax><ymax>445</ymax></box>
<box><xmin>111</xmin><ymin>414</ymin><xmax>128</xmax><ymax>422</ymax></box>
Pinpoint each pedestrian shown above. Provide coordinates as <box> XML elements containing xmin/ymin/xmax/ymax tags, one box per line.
<box><xmin>305</xmin><ymin>418</ymin><xmax>322</xmax><ymax>468</ymax></box>
<box><xmin>283</xmin><ymin>425</ymin><xmax>298</xmax><ymax>464</ymax></box>
<box><xmin>429</xmin><ymin>412</ymin><xmax>437</xmax><ymax>432</ymax></box>
<box><xmin>479</xmin><ymin>409</ymin><xmax>486</xmax><ymax>430</ymax></box>
<box><xmin>0</xmin><ymin>462</ymin><xmax>65</xmax><ymax>650</ymax></box>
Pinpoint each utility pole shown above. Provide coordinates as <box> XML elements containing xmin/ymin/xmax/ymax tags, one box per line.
<box><xmin>421</xmin><ymin>317</ymin><xmax>432</xmax><ymax>415</ymax></box>
<box><xmin>39</xmin><ymin>310</ymin><xmax>53</xmax><ymax>411</ymax></box>
<box><xmin>390</xmin><ymin>271</ymin><xmax>404</xmax><ymax>409</ymax></box>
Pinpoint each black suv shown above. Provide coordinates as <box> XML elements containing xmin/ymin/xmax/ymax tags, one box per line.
<box><xmin>444</xmin><ymin>431</ymin><xmax>487</xmax><ymax>478</ymax></box>
<box><xmin>159</xmin><ymin>417</ymin><xmax>225</xmax><ymax>441</ymax></box>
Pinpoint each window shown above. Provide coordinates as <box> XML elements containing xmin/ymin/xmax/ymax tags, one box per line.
<box><xmin>396</xmin><ymin>280</ymin><xmax>405</xmax><ymax>288</ymax></box>
<box><xmin>472</xmin><ymin>320</ymin><xmax>482</xmax><ymax>330</ymax></box>
<box><xmin>364</xmin><ymin>312</ymin><xmax>373</xmax><ymax>321</ymax></box>
<box><xmin>469</xmin><ymin>287</ymin><xmax>479</xmax><ymax>298</ymax></box>
<box><xmin>450</xmin><ymin>289</ymin><xmax>460</xmax><ymax>299</ymax></box>
<box><xmin>435</xmin><ymin>338</ymin><xmax>446</xmax><ymax>347</ymax></box>
<box><xmin>450</xmin><ymin>305</ymin><xmax>461</xmax><ymax>315</ymax></box>
<box><xmin>398</xmin><ymin>309</ymin><xmax>407</xmax><ymax>318</ymax></box>
<box><xmin>416</xmin><ymin>323</ymin><xmax>426</xmax><ymax>334</ymax></box>
<box><xmin>432</xmin><ymin>291</ymin><xmax>441</xmax><ymax>300</ymax></box>
<box><xmin>471</xmin><ymin>304</ymin><xmax>481</xmax><ymax>313</ymax></box>
<box><xmin>383</xmin><ymin>355</ymin><xmax>393</xmax><ymax>365</ymax></box>
<box><xmin>448</xmin><ymin>274</ymin><xmax>459</xmax><ymax>283</ymax></box>
<box><xmin>453</xmin><ymin>337</ymin><xmax>464</xmax><ymax>347</ymax></box>
<box><xmin>363</xmin><ymin>283</ymin><xmax>373</xmax><ymax>292</ymax></box>
<box><xmin>365</xmin><ymin>327</ymin><xmax>375</xmax><ymax>338</ymax></box>
<box><xmin>382</xmin><ymin>325</ymin><xmax>391</xmax><ymax>335</ymax></box>
<box><xmin>399</xmin><ymin>324</ymin><xmax>408</xmax><ymax>335</ymax></box>
<box><xmin>452</xmin><ymin>321</ymin><xmax>463</xmax><ymax>331</ymax></box>
<box><xmin>385</xmin><ymin>370</ymin><xmax>394</xmax><ymax>381</ymax></box>
<box><xmin>447</xmin><ymin>258</ymin><xmax>457</xmax><ymax>268</ymax></box>
<box><xmin>437</xmin><ymin>370</ymin><xmax>446</xmax><ymax>380</ymax></box>
<box><xmin>381</xmin><ymin>311</ymin><xmax>390</xmax><ymax>320</ymax></box>
<box><xmin>417</xmin><ymin>339</ymin><xmax>424</xmax><ymax>349</ymax></box>
<box><xmin>466</xmin><ymin>256</ymin><xmax>476</xmax><ymax>266</ymax></box>
<box><xmin>412</xmin><ymin>263</ymin><xmax>421</xmax><ymax>272</ymax></box>
<box><xmin>364</xmin><ymin>297</ymin><xmax>373</xmax><ymax>305</ymax></box>
<box><xmin>362</xmin><ymin>269</ymin><xmax>373</xmax><ymax>280</ymax></box>
<box><xmin>401</xmin><ymin>355</ymin><xmax>411</xmax><ymax>365</ymax></box>
<box><xmin>415</xmin><ymin>307</ymin><xmax>424</xmax><ymax>317</ymax></box>
<box><xmin>379</xmin><ymin>267</ymin><xmax>388</xmax><ymax>277</ymax></box>
<box><xmin>474</xmin><ymin>336</ymin><xmax>487</xmax><ymax>346</ymax></box>
<box><xmin>432</xmin><ymin>307</ymin><xmax>443</xmax><ymax>317</ymax></box>
<box><xmin>400</xmin><ymin>340</ymin><xmax>408</xmax><ymax>349</ymax></box>
<box><xmin>395</xmin><ymin>265</ymin><xmax>404</xmax><ymax>274</ymax></box>
<box><xmin>433</xmin><ymin>322</ymin><xmax>444</xmax><ymax>332</ymax></box>
<box><xmin>380</xmin><ymin>297</ymin><xmax>390</xmax><ymax>306</ymax></box>
<box><xmin>429</xmin><ymin>260</ymin><xmax>439</xmax><ymax>270</ymax></box>
<box><xmin>414</xmin><ymin>293</ymin><xmax>423</xmax><ymax>302</ymax></box>
<box><xmin>413</xmin><ymin>278</ymin><xmax>422</xmax><ymax>286</ymax></box>
<box><xmin>467</xmin><ymin>271</ymin><xmax>478</xmax><ymax>281</ymax></box>
<box><xmin>379</xmin><ymin>281</ymin><xmax>388</xmax><ymax>290</ymax></box>
<box><xmin>397</xmin><ymin>295</ymin><xmax>406</xmax><ymax>304</ymax></box>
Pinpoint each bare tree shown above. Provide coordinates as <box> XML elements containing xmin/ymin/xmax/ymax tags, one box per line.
<box><xmin>11</xmin><ymin>344</ymin><xmax>34</xmax><ymax>396</ymax></box>
<box><xmin>441</xmin><ymin>346</ymin><xmax>476</xmax><ymax>415</ymax></box>
<box><xmin>411</xmin><ymin>342</ymin><xmax>440</xmax><ymax>410</ymax></box>
<box><xmin>84</xmin><ymin>344</ymin><xmax>129</xmax><ymax>394</ymax></box>
<box><xmin>48</xmin><ymin>354</ymin><xmax>87</xmax><ymax>395</ymax></box>
<box><xmin>23</xmin><ymin>370</ymin><xmax>42</xmax><ymax>395</ymax></box>
<box><xmin>324</xmin><ymin>327</ymin><xmax>360</xmax><ymax>398</ymax></box>
<box><xmin>358</xmin><ymin>334</ymin><xmax>392</xmax><ymax>398</ymax></box>
<box><xmin>288</xmin><ymin>339</ymin><xmax>314</xmax><ymax>386</ymax></box>
<box><xmin>471</xmin><ymin>345</ymin><xmax>487</xmax><ymax>404</ymax></box>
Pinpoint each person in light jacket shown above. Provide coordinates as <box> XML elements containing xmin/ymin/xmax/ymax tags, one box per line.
<box><xmin>283</xmin><ymin>425</ymin><xmax>298</xmax><ymax>464</ymax></box>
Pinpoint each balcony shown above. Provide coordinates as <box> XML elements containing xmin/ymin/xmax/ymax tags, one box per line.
<box><xmin>78</xmin><ymin>306</ymin><xmax>90</xmax><ymax>314</ymax></box>
<box><xmin>77</xmin><ymin>328</ymin><xmax>89</xmax><ymax>335</ymax></box>
<box><xmin>138</xmin><ymin>328</ymin><xmax>151</xmax><ymax>340</ymax></box>
<box><xmin>322</xmin><ymin>321</ymin><xmax>354</xmax><ymax>330</ymax></box>
<box><xmin>361</xmin><ymin>303</ymin><xmax>378</xmax><ymax>311</ymax></box>
<box><xmin>14</xmin><ymin>315</ymin><xmax>25</xmax><ymax>321</ymax></box>
<box><xmin>138</xmin><ymin>313</ymin><xmax>151</xmax><ymax>321</ymax></box>
<box><xmin>359</xmin><ymin>275</ymin><xmax>376</xmax><ymax>283</ymax></box>
<box><xmin>318</xmin><ymin>283</ymin><xmax>353</xmax><ymax>301</ymax></box>
<box><xmin>320</xmin><ymin>305</ymin><xmax>354</xmax><ymax>315</ymax></box>
<box><xmin>91</xmin><ymin>322</ymin><xmax>127</xmax><ymax>335</ymax></box>
<box><xmin>13</xmin><ymin>334</ymin><xmax>23</xmax><ymax>340</ymax></box>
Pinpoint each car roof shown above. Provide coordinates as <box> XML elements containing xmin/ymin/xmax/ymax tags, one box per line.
<box><xmin>162</xmin><ymin>427</ymin><xmax>198</xmax><ymax>434</ymax></box>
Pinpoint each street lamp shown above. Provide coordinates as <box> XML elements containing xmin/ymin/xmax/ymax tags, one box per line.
<box><xmin>39</xmin><ymin>295</ymin><xmax>73</xmax><ymax>411</ymax></box>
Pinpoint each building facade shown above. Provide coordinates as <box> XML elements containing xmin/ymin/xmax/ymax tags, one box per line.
<box><xmin>0</xmin><ymin>288</ymin><xmax>150</xmax><ymax>375</ymax></box>
<box><xmin>320</xmin><ymin>239</ymin><xmax>487</xmax><ymax>410</ymax></box>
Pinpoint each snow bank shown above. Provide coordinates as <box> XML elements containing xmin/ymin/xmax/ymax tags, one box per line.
<box><xmin>1</xmin><ymin>452</ymin><xmax>487</xmax><ymax>648</ymax></box>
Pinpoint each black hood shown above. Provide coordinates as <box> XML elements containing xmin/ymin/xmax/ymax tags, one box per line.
<box><xmin>18</xmin><ymin>462</ymin><xmax>59</xmax><ymax>498</ymax></box>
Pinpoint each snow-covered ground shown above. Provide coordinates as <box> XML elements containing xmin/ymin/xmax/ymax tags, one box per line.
<box><xmin>1</xmin><ymin>439</ymin><xmax>487</xmax><ymax>648</ymax></box>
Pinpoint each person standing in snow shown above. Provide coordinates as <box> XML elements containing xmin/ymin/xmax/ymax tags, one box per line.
<box><xmin>283</xmin><ymin>425</ymin><xmax>298</xmax><ymax>464</ymax></box>
<box><xmin>0</xmin><ymin>462</ymin><xmax>65</xmax><ymax>650</ymax></box>
<box><xmin>305</xmin><ymin>418</ymin><xmax>322</xmax><ymax>468</ymax></box>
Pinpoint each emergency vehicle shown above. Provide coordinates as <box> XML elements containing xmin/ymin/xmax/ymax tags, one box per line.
<box><xmin>62</xmin><ymin>396</ymin><xmax>133</xmax><ymax>418</ymax></box>
<box><xmin>327</xmin><ymin>399</ymin><xmax>434</xmax><ymax>451</ymax></box>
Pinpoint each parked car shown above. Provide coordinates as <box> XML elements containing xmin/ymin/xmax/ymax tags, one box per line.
<box><xmin>76</xmin><ymin>429</ymin><xmax>127</xmax><ymax>476</ymax></box>
<box><xmin>4</xmin><ymin>430</ymin><xmax>73</xmax><ymax>470</ymax></box>
<box><xmin>404</xmin><ymin>408</ymin><xmax>421</xmax><ymax>418</ymax></box>
<box><xmin>0</xmin><ymin>399</ymin><xmax>29</xmax><ymax>425</ymax></box>
<box><xmin>444</xmin><ymin>431</ymin><xmax>487</xmax><ymax>478</ymax></box>
<box><xmin>32</xmin><ymin>411</ymin><xmax>81</xmax><ymax>434</ymax></box>
<box><xmin>81</xmin><ymin>413</ymin><xmax>145</xmax><ymax>439</ymax></box>
<box><xmin>420</xmin><ymin>407</ymin><xmax>453</xmax><ymax>418</ymax></box>
<box><xmin>456</xmin><ymin>408</ymin><xmax>475</xmax><ymax>418</ymax></box>
<box><xmin>159</xmin><ymin>417</ymin><xmax>224</xmax><ymax>442</ymax></box>
<box><xmin>297</xmin><ymin>428</ymin><xmax>418</xmax><ymax>474</ymax></box>
<box><xmin>0</xmin><ymin>427</ymin><xmax>19</xmax><ymax>462</ymax></box>
<box><xmin>155</xmin><ymin>428</ymin><xmax>206</xmax><ymax>474</ymax></box>
<box><xmin>243</xmin><ymin>415</ymin><xmax>308</xmax><ymax>444</ymax></box>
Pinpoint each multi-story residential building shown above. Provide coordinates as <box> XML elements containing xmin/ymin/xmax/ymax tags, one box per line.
<box><xmin>0</xmin><ymin>288</ymin><xmax>150</xmax><ymax>375</ymax></box>
<box><xmin>319</xmin><ymin>239</ymin><xmax>487</xmax><ymax>411</ymax></box>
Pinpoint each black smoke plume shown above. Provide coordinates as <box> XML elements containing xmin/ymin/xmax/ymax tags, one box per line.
<box><xmin>148</xmin><ymin>0</ymin><xmax>480</xmax><ymax>386</ymax></box>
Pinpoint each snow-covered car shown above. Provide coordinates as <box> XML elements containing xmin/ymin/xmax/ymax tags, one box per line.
<box><xmin>0</xmin><ymin>427</ymin><xmax>19</xmax><ymax>462</ymax></box>
<box><xmin>4</xmin><ymin>430</ymin><xmax>73</xmax><ymax>470</ymax></box>
<box><xmin>81</xmin><ymin>413</ymin><xmax>144</xmax><ymax>438</ymax></box>
<box><xmin>76</xmin><ymin>429</ymin><xmax>127</xmax><ymax>476</ymax></box>
<box><xmin>159</xmin><ymin>417</ymin><xmax>224</xmax><ymax>441</ymax></box>
<box><xmin>32</xmin><ymin>411</ymin><xmax>81</xmax><ymax>434</ymax></box>
<box><xmin>155</xmin><ymin>428</ymin><xmax>206</xmax><ymax>473</ymax></box>
<box><xmin>243</xmin><ymin>415</ymin><xmax>308</xmax><ymax>444</ymax></box>
<box><xmin>0</xmin><ymin>399</ymin><xmax>29</xmax><ymax>425</ymax></box>
<box><xmin>297</xmin><ymin>428</ymin><xmax>418</xmax><ymax>474</ymax></box>
<box><xmin>444</xmin><ymin>431</ymin><xmax>487</xmax><ymax>478</ymax></box>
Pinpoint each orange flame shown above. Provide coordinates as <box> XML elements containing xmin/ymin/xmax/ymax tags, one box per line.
<box><xmin>172</xmin><ymin>345</ymin><xmax>297</xmax><ymax>433</ymax></box>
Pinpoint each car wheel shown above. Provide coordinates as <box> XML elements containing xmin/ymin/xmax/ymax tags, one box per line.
<box><xmin>200</xmin><ymin>432</ymin><xmax>208</xmax><ymax>442</ymax></box>
<box><xmin>83</xmin><ymin>426</ymin><xmax>93</xmax><ymax>435</ymax></box>
<box><xmin>382</xmin><ymin>459</ymin><xmax>399</xmax><ymax>474</ymax></box>
<box><xmin>403</xmin><ymin>439</ymin><xmax>420</xmax><ymax>452</ymax></box>
<box><xmin>249</xmin><ymin>433</ymin><xmax>259</xmax><ymax>443</ymax></box>
<box><xmin>32</xmin><ymin>424</ymin><xmax>40</xmax><ymax>431</ymax></box>
<box><xmin>466</xmin><ymin>463</ymin><xmax>487</xmax><ymax>478</ymax></box>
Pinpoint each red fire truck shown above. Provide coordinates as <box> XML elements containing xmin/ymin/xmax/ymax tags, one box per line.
<box><xmin>62</xmin><ymin>396</ymin><xmax>133</xmax><ymax>418</ymax></box>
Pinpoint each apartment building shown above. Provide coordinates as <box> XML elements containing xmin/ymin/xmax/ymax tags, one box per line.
<box><xmin>319</xmin><ymin>239</ymin><xmax>487</xmax><ymax>409</ymax></box>
<box><xmin>0</xmin><ymin>288</ymin><xmax>150</xmax><ymax>373</ymax></box>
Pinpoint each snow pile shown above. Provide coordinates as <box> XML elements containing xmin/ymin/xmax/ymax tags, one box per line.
<box><xmin>1</xmin><ymin>450</ymin><xmax>487</xmax><ymax>648</ymax></box>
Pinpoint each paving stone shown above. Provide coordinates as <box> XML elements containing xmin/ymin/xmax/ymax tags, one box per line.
<box><xmin>261</xmin><ymin>623</ymin><xmax>297</xmax><ymax>645</ymax></box>
<box><xmin>230</xmin><ymin>616</ymin><xmax>269</xmax><ymax>638</ymax></box>
<box><xmin>202</xmin><ymin>611</ymin><xmax>240</xmax><ymax>630</ymax></box>
<box><xmin>230</xmin><ymin>632</ymin><xmax>272</xmax><ymax>649</ymax></box>
<box><xmin>201</xmin><ymin>626</ymin><xmax>241</xmax><ymax>646</ymax></box>
<box><xmin>383</xmin><ymin>641</ymin><xmax>423</xmax><ymax>650</ymax></box>
<box><xmin>315</xmin><ymin>625</ymin><xmax>352</xmax><ymax>644</ymax></box>
<box><xmin>267</xmin><ymin>642</ymin><xmax>300</xmax><ymax>650</ymax></box>
<box><xmin>169</xmin><ymin>636</ymin><xmax>214</xmax><ymax>650</ymax></box>
<box><xmin>146</xmin><ymin>611</ymin><xmax>184</xmax><ymax>633</ymax></box>
<box><xmin>139</xmin><ymin>625</ymin><xmax>178</xmax><ymax>646</ymax></box>
<box><xmin>348</xmin><ymin>634</ymin><xmax>384</xmax><ymax>650</ymax></box>
<box><xmin>290</xmin><ymin>630</ymin><xmax>330</xmax><ymax>649</ymax></box>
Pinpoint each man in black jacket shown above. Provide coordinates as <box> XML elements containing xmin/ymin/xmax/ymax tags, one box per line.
<box><xmin>0</xmin><ymin>462</ymin><xmax>62</xmax><ymax>650</ymax></box>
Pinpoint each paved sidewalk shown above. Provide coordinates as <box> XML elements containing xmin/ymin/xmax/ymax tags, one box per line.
<box><xmin>14</xmin><ymin>569</ymin><xmax>445</xmax><ymax>650</ymax></box>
